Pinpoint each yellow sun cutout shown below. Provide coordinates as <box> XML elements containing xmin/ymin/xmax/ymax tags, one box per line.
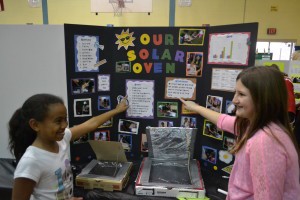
<box><xmin>115</xmin><ymin>28</ymin><xmax>136</xmax><ymax>50</ymax></box>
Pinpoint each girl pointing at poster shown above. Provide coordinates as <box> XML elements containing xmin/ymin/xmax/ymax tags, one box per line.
<box><xmin>180</xmin><ymin>66</ymin><xmax>300</xmax><ymax>199</ymax></box>
<box><xmin>8</xmin><ymin>93</ymin><xmax>128</xmax><ymax>200</ymax></box>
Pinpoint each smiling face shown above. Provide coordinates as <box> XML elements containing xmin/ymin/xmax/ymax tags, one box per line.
<box><xmin>232</xmin><ymin>79</ymin><xmax>255</xmax><ymax>122</ymax></box>
<box><xmin>115</xmin><ymin>28</ymin><xmax>136</xmax><ymax>50</ymax></box>
<box><xmin>34</xmin><ymin>103</ymin><xmax>68</xmax><ymax>143</ymax></box>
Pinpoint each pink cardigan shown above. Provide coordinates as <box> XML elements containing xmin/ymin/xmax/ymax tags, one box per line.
<box><xmin>217</xmin><ymin>114</ymin><xmax>300</xmax><ymax>200</ymax></box>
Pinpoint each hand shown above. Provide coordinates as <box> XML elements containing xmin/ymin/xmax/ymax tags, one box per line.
<box><xmin>115</xmin><ymin>95</ymin><xmax>129</xmax><ymax>113</ymax></box>
<box><xmin>179</xmin><ymin>98</ymin><xmax>199</xmax><ymax>112</ymax></box>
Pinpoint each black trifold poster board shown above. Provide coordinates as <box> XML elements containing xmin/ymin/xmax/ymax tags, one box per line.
<box><xmin>64</xmin><ymin>23</ymin><xmax>258</xmax><ymax>175</ymax></box>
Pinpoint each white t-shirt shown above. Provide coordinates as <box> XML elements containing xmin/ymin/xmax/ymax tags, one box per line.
<box><xmin>14</xmin><ymin>128</ymin><xmax>73</xmax><ymax>200</ymax></box>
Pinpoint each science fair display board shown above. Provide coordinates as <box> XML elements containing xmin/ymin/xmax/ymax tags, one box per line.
<box><xmin>64</xmin><ymin>23</ymin><xmax>258</xmax><ymax>175</ymax></box>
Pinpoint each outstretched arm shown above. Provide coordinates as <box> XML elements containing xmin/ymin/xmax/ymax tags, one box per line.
<box><xmin>179</xmin><ymin>98</ymin><xmax>221</xmax><ymax>125</ymax></box>
<box><xmin>70</xmin><ymin>96</ymin><xmax>128</xmax><ymax>141</ymax></box>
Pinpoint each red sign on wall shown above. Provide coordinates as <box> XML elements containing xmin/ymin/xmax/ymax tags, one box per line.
<box><xmin>267</xmin><ymin>28</ymin><xmax>277</xmax><ymax>35</ymax></box>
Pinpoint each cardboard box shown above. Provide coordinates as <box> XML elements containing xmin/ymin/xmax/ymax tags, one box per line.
<box><xmin>75</xmin><ymin>140</ymin><xmax>132</xmax><ymax>191</ymax></box>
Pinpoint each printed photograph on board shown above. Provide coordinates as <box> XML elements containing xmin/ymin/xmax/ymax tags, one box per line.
<box><xmin>118</xmin><ymin>119</ymin><xmax>139</xmax><ymax>134</ymax></box>
<box><xmin>116</xmin><ymin>61</ymin><xmax>131</xmax><ymax>73</ymax></box>
<box><xmin>186</xmin><ymin>52</ymin><xmax>203</xmax><ymax>77</ymax></box>
<box><xmin>206</xmin><ymin>95</ymin><xmax>223</xmax><ymax>113</ymax></box>
<box><xmin>98</xmin><ymin>95</ymin><xmax>111</xmax><ymax>110</ymax></box>
<box><xmin>179</xmin><ymin>28</ymin><xmax>205</xmax><ymax>45</ymax></box>
<box><xmin>118</xmin><ymin>133</ymin><xmax>132</xmax><ymax>152</ymax></box>
<box><xmin>226</xmin><ymin>100</ymin><xmax>236</xmax><ymax>116</ymax></box>
<box><xmin>74</xmin><ymin>98</ymin><xmax>92</xmax><ymax>117</ymax></box>
<box><xmin>158</xmin><ymin>120</ymin><xmax>174</xmax><ymax>127</ymax></box>
<box><xmin>203</xmin><ymin>120</ymin><xmax>223</xmax><ymax>140</ymax></box>
<box><xmin>201</xmin><ymin>146</ymin><xmax>217</xmax><ymax>164</ymax></box>
<box><xmin>180</xmin><ymin>116</ymin><xmax>196</xmax><ymax>128</ymax></box>
<box><xmin>94</xmin><ymin>130</ymin><xmax>110</xmax><ymax>141</ymax></box>
<box><xmin>223</xmin><ymin>136</ymin><xmax>235</xmax><ymax>150</ymax></box>
<box><xmin>71</xmin><ymin>78</ymin><xmax>95</xmax><ymax>94</ymax></box>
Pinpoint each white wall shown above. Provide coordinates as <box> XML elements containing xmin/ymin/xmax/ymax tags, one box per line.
<box><xmin>0</xmin><ymin>25</ymin><xmax>67</xmax><ymax>158</ymax></box>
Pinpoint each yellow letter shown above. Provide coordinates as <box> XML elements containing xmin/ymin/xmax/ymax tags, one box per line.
<box><xmin>127</xmin><ymin>50</ymin><xmax>136</xmax><ymax>61</ymax></box>
<box><xmin>140</xmin><ymin>34</ymin><xmax>150</xmax><ymax>45</ymax></box>
<box><xmin>132</xmin><ymin>63</ymin><xmax>143</xmax><ymax>73</ymax></box>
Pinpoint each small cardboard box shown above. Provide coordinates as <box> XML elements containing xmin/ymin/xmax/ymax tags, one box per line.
<box><xmin>75</xmin><ymin>140</ymin><xmax>132</xmax><ymax>191</ymax></box>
